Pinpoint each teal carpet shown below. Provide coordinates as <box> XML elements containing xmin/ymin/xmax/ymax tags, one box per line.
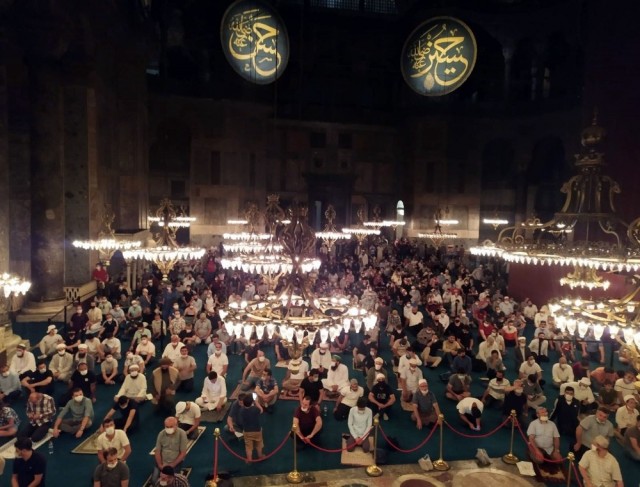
<box><xmin>7</xmin><ymin>321</ymin><xmax>640</xmax><ymax>486</ymax></box>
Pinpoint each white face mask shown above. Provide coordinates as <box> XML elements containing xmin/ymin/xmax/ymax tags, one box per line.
<box><xmin>105</xmin><ymin>426</ymin><xmax>115</xmax><ymax>435</ymax></box>
<box><xmin>374</xmin><ymin>364</ymin><xmax>381</xmax><ymax>370</ymax></box>
<box><xmin>107</xmin><ymin>461</ymin><xmax>118</xmax><ymax>469</ymax></box>
<box><xmin>539</xmin><ymin>415</ymin><xmax>548</xmax><ymax>422</ymax></box>
<box><xmin>79</xmin><ymin>370</ymin><xmax>88</xmax><ymax>376</ymax></box>
<box><xmin>38</xmin><ymin>368</ymin><xmax>47</xmax><ymax>373</ymax></box>
<box><xmin>258</xmin><ymin>356</ymin><xmax>265</xmax><ymax>362</ymax></box>
<box><xmin>159</xmin><ymin>481</ymin><xmax>168</xmax><ymax>487</ymax></box>
<box><xmin>58</xmin><ymin>350</ymin><xmax>66</xmax><ymax>356</ymax></box>
<box><xmin>74</xmin><ymin>395</ymin><xmax>84</xmax><ymax>403</ymax></box>
<box><xmin>1</xmin><ymin>371</ymin><xmax>9</xmax><ymax>377</ymax></box>
<box><xmin>165</xmin><ymin>427</ymin><xmax>175</xmax><ymax>435</ymax></box>
<box><xmin>130</xmin><ymin>371</ymin><xmax>139</xmax><ymax>378</ymax></box>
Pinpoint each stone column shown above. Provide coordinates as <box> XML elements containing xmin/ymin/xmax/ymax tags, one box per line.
<box><xmin>502</xmin><ymin>43</ymin><xmax>514</xmax><ymax>102</ymax></box>
<box><xmin>29</xmin><ymin>66</ymin><xmax>65</xmax><ymax>301</ymax></box>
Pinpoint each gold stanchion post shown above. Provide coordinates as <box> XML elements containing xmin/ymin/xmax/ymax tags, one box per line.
<box><xmin>205</xmin><ymin>428</ymin><xmax>220</xmax><ymax>487</ymax></box>
<box><xmin>502</xmin><ymin>410</ymin><xmax>519</xmax><ymax>464</ymax></box>
<box><xmin>366</xmin><ymin>416</ymin><xmax>383</xmax><ymax>477</ymax></box>
<box><xmin>287</xmin><ymin>422</ymin><xmax>303</xmax><ymax>484</ymax></box>
<box><xmin>565</xmin><ymin>452</ymin><xmax>575</xmax><ymax>487</ymax></box>
<box><xmin>432</xmin><ymin>413</ymin><xmax>450</xmax><ymax>471</ymax></box>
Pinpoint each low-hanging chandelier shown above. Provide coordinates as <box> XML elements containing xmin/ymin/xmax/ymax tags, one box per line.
<box><xmin>72</xmin><ymin>204</ymin><xmax>142</xmax><ymax>261</ymax></box>
<box><xmin>471</xmin><ymin>115</ymin><xmax>640</xmax><ymax>290</ymax></box>
<box><xmin>342</xmin><ymin>206</ymin><xmax>380</xmax><ymax>244</ymax></box>
<box><xmin>220</xmin><ymin>203</ymin><xmax>378</xmax><ymax>357</ymax></box>
<box><xmin>315</xmin><ymin>204</ymin><xmax>349</xmax><ymax>251</ymax></box>
<box><xmin>419</xmin><ymin>206</ymin><xmax>457</xmax><ymax>246</ymax></box>
<box><xmin>0</xmin><ymin>273</ymin><xmax>31</xmax><ymax>298</ymax></box>
<box><xmin>123</xmin><ymin>198</ymin><xmax>205</xmax><ymax>280</ymax></box>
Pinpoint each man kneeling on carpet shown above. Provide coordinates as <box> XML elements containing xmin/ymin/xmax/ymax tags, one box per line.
<box><xmin>157</xmin><ymin>465</ymin><xmax>190</xmax><ymax>487</ymax></box>
<box><xmin>527</xmin><ymin>406</ymin><xmax>562</xmax><ymax>464</ymax></box>
<box><xmin>345</xmin><ymin>397</ymin><xmax>372</xmax><ymax>453</ymax></box>
<box><xmin>196</xmin><ymin>371</ymin><xmax>227</xmax><ymax>411</ymax></box>
<box><xmin>175</xmin><ymin>401</ymin><xmax>202</xmax><ymax>440</ymax></box>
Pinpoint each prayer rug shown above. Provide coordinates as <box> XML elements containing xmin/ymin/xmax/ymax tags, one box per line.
<box><xmin>199</xmin><ymin>401</ymin><xmax>231</xmax><ymax>423</ymax></box>
<box><xmin>401</xmin><ymin>400</ymin><xmax>414</xmax><ymax>412</ymax></box>
<box><xmin>0</xmin><ymin>433</ymin><xmax>53</xmax><ymax>460</ymax></box>
<box><xmin>142</xmin><ymin>466</ymin><xmax>192</xmax><ymax>487</ymax></box>
<box><xmin>149</xmin><ymin>426</ymin><xmax>206</xmax><ymax>455</ymax></box>
<box><xmin>339</xmin><ymin>437</ymin><xmax>374</xmax><ymax>466</ymax></box>
<box><xmin>71</xmin><ymin>431</ymin><xmax>103</xmax><ymax>454</ymax></box>
<box><xmin>532</xmin><ymin>460</ymin><xmax>567</xmax><ymax>484</ymax></box>
<box><xmin>279</xmin><ymin>389</ymin><xmax>301</xmax><ymax>401</ymax></box>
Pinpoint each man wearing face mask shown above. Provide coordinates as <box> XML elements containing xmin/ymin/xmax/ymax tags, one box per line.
<box><xmin>38</xmin><ymin>324</ymin><xmax>63</xmax><ymax>359</ymax></box>
<box><xmin>21</xmin><ymin>392</ymin><xmax>56</xmax><ymax>442</ymax></box>
<box><xmin>411</xmin><ymin>379</ymin><xmax>440</xmax><ymax>430</ymax></box>
<box><xmin>115</xmin><ymin>364</ymin><xmax>148</xmax><ymax>402</ymax></box>
<box><xmin>74</xmin><ymin>343</ymin><xmax>95</xmax><ymax>373</ymax></box>
<box><xmin>322</xmin><ymin>355</ymin><xmax>349</xmax><ymax>396</ymax></box>
<box><xmin>550</xmin><ymin>385</ymin><xmax>581</xmax><ymax>443</ymax></box>
<box><xmin>157</xmin><ymin>465</ymin><xmax>190</xmax><ymax>487</ymax></box>
<box><xmin>162</xmin><ymin>335</ymin><xmax>185</xmax><ymax>365</ymax></box>
<box><xmin>241</xmin><ymin>350</ymin><xmax>271</xmax><ymax>391</ymax></box>
<box><xmin>299</xmin><ymin>369</ymin><xmax>325</xmax><ymax>407</ymax></box>
<box><xmin>0</xmin><ymin>364</ymin><xmax>22</xmax><ymax>404</ymax></box>
<box><xmin>366</xmin><ymin>357</ymin><xmax>388</xmax><ymax>391</ymax></box>
<box><xmin>552</xmin><ymin>356</ymin><xmax>574</xmax><ymax>388</ymax></box>
<box><xmin>63</xmin><ymin>362</ymin><xmax>97</xmax><ymax>405</ymax></box>
<box><xmin>481</xmin><ymin>369</ymin><xmax>510</xmax><ymax>409</ymax></box>
<box><xmin>96</xmin><ymin>419</ymin><xmax>131</xmax><ymax>463</ymax></box>
<box><xmin>52</xmin><ymin>387</ymin><xmax>94</xmax><ymax>438</ymax></box>
<box><xmin>333</xmin><ymin>379</ymin><xmax>364</xmax><ymax>421</ymax></box>
<box><xmin>561</xmin><ymin>377</ymin><xmax>597</xmax><ymax>414</ymax></box>
<box><xmin>527</xmin><ymin>406</ymin><xmax>562</xmax><ymax>464</ymax></box>
<box><xmin>574</xmin><ymin>407</ymin><xmax>615</xmax><ymax>460</ymax></box>
<box><xmin>578</xmin><ymin>435</ymin><xmax>623</xmax><ymax>487</ymax></box>
<box><xmin>135</xmin><ymin>334</ymin><xmax>156</xmax><ymax>367</ymax></box>
<box><xmin>293</xmin><ymin>396</ymin><xmax>323</xmax><ymax>449</ymax></box>
<box><xmin>345</xmin><ymin>397</ymin><xmax>373</xmax><ymax>452</ymax></box>
<box><xmin>103</xmin><ymin>396</ymin><xmax>139</xmax><ymax>434</ymax></box>
<box><xmin>21</xmin><ymin>361</ymin><xmax>55</xmax><ymax>396</ymax></box>
<box><xmin>310</xmin><ymin>342</ymin><xmax>332</xmax><ymax>378</ymax></box>
<box><xmin>153</xmin><ymin>417</ymin><xmax>188</xmax><ymax>484</ymax></box>
<box><xmin>69</xmin><ymin>304</ymin><xmax>89</xmax><ymax>336</ymax></box>
<box><xmin>9</xmin><ymin>343</ymin><xmax>36</xmax><ymax>378</ymax></box>
<box><xmin>368</xmin><ymin>373</ymin><xmax>395</xmax><ymax>420</ymax></box>
<box><xmin>93</xmin><ymin>447</ymin><xmax>130</xmax><ymax>487</ymax></box>
<box><xmin>206</xmin><ymin>342</ymin><xmax>228</xmax><ymax>377</ymax></box>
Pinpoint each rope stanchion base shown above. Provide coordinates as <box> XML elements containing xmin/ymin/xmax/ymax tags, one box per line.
<box><xmin>433</xmin><ymin>459</ymin><xmax>450</xmax><ymax>471</ymax></box>
<box><xmin>286</xmin><ymin>470</ymin><xmax>304</xmax><ymax>484</ymax></box>
<box><xmin>366</xmin><ymin>464</ymin><xmax>383</xmax><ymax>477</ymax></box>
<box><xmin>502</xmin><ymin>452</ymin><xmax>519</xmax><ymax>465</ymax></box>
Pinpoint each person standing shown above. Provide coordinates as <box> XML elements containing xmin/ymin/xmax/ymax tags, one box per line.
<box><xmin>578</xmin><ymin>435</ymin><xmax>623</xmax><ymax>487</ymax></box>
<box><xmin>152</xmin><ymin>417</ymin><xmax>188</xmax><ymax>484</ymax></box>
<box><xmin>12</xmin><ymin>437</ymin><xmax>46</xmax><ymax>487</ymax></box>
<box><xmin>240</xmin><ymin>394</ymin><xmax>264</xmax><ymax>463</ymax></box>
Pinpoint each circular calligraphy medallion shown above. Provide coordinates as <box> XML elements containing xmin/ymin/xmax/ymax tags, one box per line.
<box><xmin>401</xmin><ymin>16</ymin><xmax>477</xmax><ymax>96</ymax></box>
<box><xmin>220</xmin><ymin>0</ymin><xmax>290</xmax><ymax>85</ymax></box>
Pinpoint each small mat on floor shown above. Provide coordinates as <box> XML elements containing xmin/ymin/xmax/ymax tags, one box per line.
<box><xmin>149</xmin><ymin>426</ymin><xmax>206</xmax><ymax>455</ymax></box>
<box><xmin>280</xmin><ymin>390</ymin><xmax>301</xmax><ymax>401</ymax></box>
<box><xmin>142</xmin><ymin>466</ymin><xmax>192</xmax><ymax>487</ymax></box>
<box><xmin>0</xmin><ymin>433</ymin><xmax>53</xmax><ymax>459</ymax></box>
<box><xmin>71</xmin><ymin>431</ymin><xmax>103</xmax><ymax>454</ymax></box>
<box><xmin>401</xmin><ymin>400</ymin><xmax>414</xmax><ymax>412</ymax></box>
<box><xmin>199</xmin><ymin>401</ymin><xmax>231</xmax><ymax>423</ymax></box>
<box><xmin>339</xmin><ymin>437</ymin><xmax>374</xmax><ymax>466</ymax></box>
<box><xmin>533</xmin><ymin>460</ymin><xmax>567</xmax><ymax>484</ymax></box>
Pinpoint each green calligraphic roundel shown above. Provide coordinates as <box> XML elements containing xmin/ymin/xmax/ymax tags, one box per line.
<box><xmin>401</xmin><ymin>17</ymin><xmax>477</xmax><ymax>96</ymax></box>
<box><xmin>221</xmin><ymin>0</ymin><xmax>289</xmax><ymax>85</ymax></box>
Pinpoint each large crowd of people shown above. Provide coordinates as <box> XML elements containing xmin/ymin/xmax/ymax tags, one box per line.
<box><xmin>1</xmin><ymin>240</ymin><xmax>638</xmax><ymax>487</ymax></box>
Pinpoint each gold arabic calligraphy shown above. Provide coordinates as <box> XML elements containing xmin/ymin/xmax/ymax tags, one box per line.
<box><xmin>228</xmin><ymin>8</ymin><xmax>282</xmax><ymax>78</ymax></box>
<box><xmin>408</xmin><ymin>23</ymin><xmax>472</xmax><ymax>91</ymax></box>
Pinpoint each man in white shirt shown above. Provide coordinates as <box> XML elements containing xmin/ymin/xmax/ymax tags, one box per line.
<box><xmin>614</xmin><ymin>371</ymin><xmax>639</xmax><ymax>404</ymax></box>
<box><xmin>102</xmin><ymin>335</ymin><xmax>122</xmax><ymax>360</ymax></box>
<box><xmin>38</xmin><ymin>325</ymin><xmax>63</xmax><ymax>359</ymax></box>
<box><xmin>400</xmin><ymin>359</ymin><xmax>423</xmax><ymax>402</ymax></box>
<box><xmin>206</xmin><ymin>342</ymin><xmax>229</xmax><ymax>377</ymax></box>
<box><xmin>96</xmin><ymin>418</ymin><xmax>131</xmax><ymax>462</ymax></box>
<box><xmin>552</xmin><ymin>356</ymin><xmax>574</xmax><ymax>388</ymax></box>
<box><xmin>49</xmin><ymin>343</ymin><xmax>74</xmax><ymax>382</ymax></box>
<box><xmin>322</xmin><ymin>355</ymin><xmax>349</xmax><ymax>395</ymax></box>
<box><xmin>175</xmin><ymin>401</ymin><xmax>202</xmax><ymax>440</ymax></box>
<box><xmin>196</xmin><ymin>371</ymin><xmax>227</xmax><ymax>411</ymax></box>
<box><xmin>162</xmin><ymin>335</ymin><xmax>185</xmax><ymax>364</ymax></box>
<box><xmin>333</xmin><ymin>379</ymin><xmax>364</xmax><ymax>421</ymax></box>
<box><xmin>282</xmin><ymin>358</ymin><xmax>309</xmax><ymax>396</ymax></box>
<box><xmin>578</xmin><ymin>435</ymin><xmax>623</xmax><ymax>487</ymax></box>
<box><xmin>477</xmin><ymin>336</ymin><xmax>501</xmax><ymax>363</ymax></box>
<box><xmin>481</xmin><ymin>369</ymin><xmax>510</xmax><ymax>409</ymax></box>
<box><xmin>522</xmin><ymin>298</ymin><xmax>538</xmax><ymax>324</ymax></box>
<box><xmin>519</xmin><ymin>355</ymin><xmax>543</xmax><ymax>381</ymax></box>
<box><xmin>457</xmin><ymin>397</ymin><xmax>483</xmax><ymax>431</ymax></box>
<box><xmin>310</xmin><ymin>342</ymin><xmax>332</xmax><ymax>378</ymax></box>
<box><xmin>10</xmin><ymin>344</ymin><xmax>36</xmax><ymax>377</ymax></box>
<box><xmin>561</xmin><ymin>377</ymin><xmax>597</xmax><ymax>414</ymax></box>
<box><xmin>398</xmin><ymin>349</ymin><xmax>422</xmax><ymax>378</ymax></box>
<box><xmin>406</xmin><ymin>305</ymin><xmax>424</xmax><ymax>336</ymax></box>
<box><xmin>115</xmin><ymin>364</ymin><xmax>147</xmax><ymax>402</ymax></box>
<box><xmin>529</xmin><ymin>332</ymin><xmax>550</xmax><ymax>362</ymax></box>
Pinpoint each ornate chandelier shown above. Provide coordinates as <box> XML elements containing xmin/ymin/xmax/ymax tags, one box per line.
<box><xmin>342</xmin><ymin>207</ymin><xmax>380</xmax><ymax>244</ymax></box>
<box><xmin>471</xmin><ymin>116</ymin><xmax>640</xmax><ymax>287</ymax></box>
<box><xmin>0</xmin><ymin>273</ymin><xmax>31</xmax><ymax>298</ymax></box>
<box><xmin>72</xmin><ymin>204</ymin><xmax>142</xmax><ymax>261</ymax></box>
<box><xmin>220</xmin><ymin>203</ymin><xmax>378</xmax><ymax>357</ymax></box>
<box><xmin>419</xmin><ymin>207</ymin><xmax>457</xmax><ymax>246</ymax></box>
<box><xmin>315</xmin><ymin>204</ymin><xmax>349</xmax><ymax>251</ymax></box>
<box><xmin>362</xmin><ymin>205</ymin><xmax>406</xmax><ymax>230</ymax></box>
<box><xmin>123</xmin><ymin>198</ymin><xmax>205</xmax><ymax>280</ymax></box>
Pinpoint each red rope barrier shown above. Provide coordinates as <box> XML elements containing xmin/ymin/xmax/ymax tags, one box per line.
<box><xmin>444</xmin><ymin>415</ymin><xmax>511</xmax><ymax>439</ymax></box>
<box><xmin>572</xmin><ymin>462</ymin><xmax>583</xmax><ymax>487</ymax></box>
<box><xmin>218</xmin><ymin>429</ymin><xmax>291</xmax><ymax>463</ymax></box>
<box><xmin>378</xmin><ymin>419</ymin><xmax>438</xmax><ymax>454</ymax></box>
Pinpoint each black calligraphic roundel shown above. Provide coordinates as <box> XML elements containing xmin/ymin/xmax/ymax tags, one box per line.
<box><xmin>401</xmin><ymin>17</ymin><xmax>477</xmax><ymax>96</ymax></box>
<box><xmin>220</xmin><ymin>0</ymin><xmax>290</xmax><ymax>85</ymax></box>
